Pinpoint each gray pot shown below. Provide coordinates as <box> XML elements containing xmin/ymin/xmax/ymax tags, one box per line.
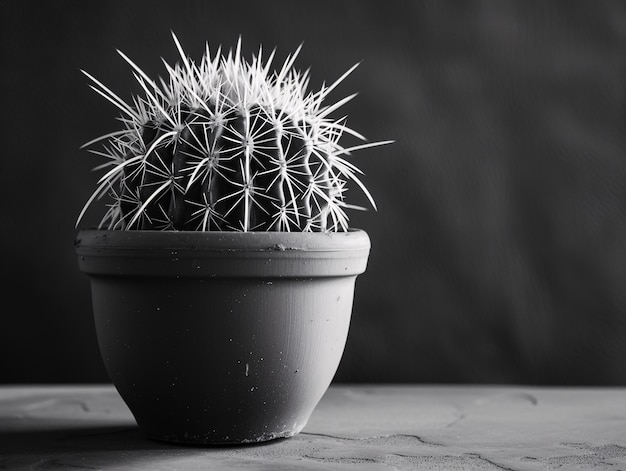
<box><xmin>75</xmin><ymin>229</ymin><xmax>370</xmax><ymax>445</ymax></box>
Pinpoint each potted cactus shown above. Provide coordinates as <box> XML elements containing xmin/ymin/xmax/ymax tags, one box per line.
<box><xmin>75</xmin><ymin>33</ymin><xmax>390</xmax><ymax>445</ymax></box>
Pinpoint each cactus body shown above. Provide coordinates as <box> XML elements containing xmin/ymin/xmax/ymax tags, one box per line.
<box><xmin>121</xmin><ymin>104</ymin><xmax>326</xmax><ymax>231</ymax></box>
<box><xmin>78</xmin><ymin>35</ymin><xmax>390</xmax><ymax>232</ymax></box>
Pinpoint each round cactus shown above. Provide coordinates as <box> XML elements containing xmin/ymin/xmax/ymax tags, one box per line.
<box><xmin>77</xmin><ymin>33</ymin><xmax>391</xmax><ymax>232</ymax></box>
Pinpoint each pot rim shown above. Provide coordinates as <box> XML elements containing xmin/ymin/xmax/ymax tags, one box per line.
<box><xmin>75</xmin><ymin>228</ymin><xmax>370</xmax><ymax>253</ymax></box>
<box><xmin>75</xmin><ymin>229</ymin><xmax>371</xmax><ymax>278</ymax></box>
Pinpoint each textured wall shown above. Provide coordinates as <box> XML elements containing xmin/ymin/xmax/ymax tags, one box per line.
<box><xmin>2</xmin><ymin>1</ymin><xmax>626</xmax><ymax>384</ymax></box>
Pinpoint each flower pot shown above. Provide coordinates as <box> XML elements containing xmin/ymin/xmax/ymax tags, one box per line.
<box><xmin>75</xmin><ymin>229</ymin><xmax>370</xmax><ymax>445</ymax></box>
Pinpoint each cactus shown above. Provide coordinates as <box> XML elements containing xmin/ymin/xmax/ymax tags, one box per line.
<box><xmin>77</xmin><ymin>33</ymin><xmax>391</xmax><ymax>232</ymax></box>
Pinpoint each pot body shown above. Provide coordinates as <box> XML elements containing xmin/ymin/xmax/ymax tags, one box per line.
<box><xmin>76</xmin><ymin>230</ymin><xmax>370</xmax><ymax>444</ymax></box>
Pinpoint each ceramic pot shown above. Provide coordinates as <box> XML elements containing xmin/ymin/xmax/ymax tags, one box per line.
<box><xmin>75</xmin><ymin>229</ymin><xmax>370</xmax><ymax>444</ymax></box>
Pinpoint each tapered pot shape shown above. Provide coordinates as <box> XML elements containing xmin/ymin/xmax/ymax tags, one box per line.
<box><xmin>75</xmin><ymin>229</ymin><xmax>370</xmax><ymax>445</ymax></box>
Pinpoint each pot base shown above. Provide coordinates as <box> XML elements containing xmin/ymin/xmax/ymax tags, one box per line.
<box><xmin>146</xmin><ymin>424</ymin><xmax>305</xmax><ymax>446</ymax></box>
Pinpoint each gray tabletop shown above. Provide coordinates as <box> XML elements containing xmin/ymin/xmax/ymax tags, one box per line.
<box><xmin>1</xmin><ymin>385</ymin><xmax>625</xmax><ymax>470</ymax></box>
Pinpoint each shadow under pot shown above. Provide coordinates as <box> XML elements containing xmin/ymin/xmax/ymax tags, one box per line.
<box><xmin>75</xmin><ymin>229</ymin><xmax>370</xmax><ymax>445</ymax></box>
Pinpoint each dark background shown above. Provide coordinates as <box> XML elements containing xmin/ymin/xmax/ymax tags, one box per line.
<box><xmin>2</xmin><ymin>1</ymin><xmax>626</xmax><ymax>385</ymax></box>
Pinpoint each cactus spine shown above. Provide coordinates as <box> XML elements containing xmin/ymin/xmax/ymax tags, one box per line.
<box><xmin>78</xmin><ymin>33</ymin><xmax>391</xmax><ymax>232</ymax></box>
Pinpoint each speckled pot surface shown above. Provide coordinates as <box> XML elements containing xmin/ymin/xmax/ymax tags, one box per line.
<box><xmin>76</xmin><ymin>229</ymin><xmax>370</xmax><ymax>445</ymax></box>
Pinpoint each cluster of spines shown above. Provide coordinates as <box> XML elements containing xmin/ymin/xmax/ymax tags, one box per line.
<box><xmin>77</xmin><ymin>33</ymin><xmax>391</xmax><ymax>232</ymax></box>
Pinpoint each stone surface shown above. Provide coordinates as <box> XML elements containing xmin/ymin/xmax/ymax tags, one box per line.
<box><xmin>1</xmin><ymin>385</ymin><xmax>625</xmax><ymax>470</ymax></box>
